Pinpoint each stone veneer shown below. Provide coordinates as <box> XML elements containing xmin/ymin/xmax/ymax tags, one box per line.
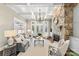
<box><xmin>52</xmin><ymin>3</ymin><xmax>77</xmax><ymax>40</ymax></box>
<box><xmin>52</xmin><ymin>4</ymin><xmax>65</xmax><ymax>39</ymax></box>
<box><xmin>64</xmin><ymin>3</ymin><xmax>77</xmax><ymax>40</ymax></box>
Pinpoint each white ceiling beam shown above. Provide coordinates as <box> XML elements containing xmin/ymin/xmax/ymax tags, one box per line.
<box><xmin>17</xmin><ymin>12</ymin><xmax>32</xmax><ymax>15</ymax></box>
<box><xmin>3</xmin><ymin>3</ymin><xmax>27</xmax><ymax>5</ymax></box>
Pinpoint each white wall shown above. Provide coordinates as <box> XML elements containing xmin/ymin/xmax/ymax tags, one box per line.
<box><xmin>69</xmin><ymin>4</ymin><xmax>79</xmax><ymax>54</ymax></box>
<box><xmin>73</xmin><ymin>4</ymin><xmax>79</xmax><ymax>38</ymax></box>
<box><xmin>0</xmin><ymin>4</ymin><xmax>25</xmax><ymax>47</ymax></box>
<box><xmin>69</xmin><ymin>37</ymin><xmax>79</xmax><ymax>54</ymax></box>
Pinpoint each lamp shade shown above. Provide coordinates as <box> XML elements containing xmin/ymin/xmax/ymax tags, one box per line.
<box><xmin>4</xmin><ymin>30</ymin><xmax>17</xmax><ymax>37</ymax></box>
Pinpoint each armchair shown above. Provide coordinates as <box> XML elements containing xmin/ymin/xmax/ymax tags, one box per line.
<box><xmin>48</xmin><ymin>40</ymin><xmax>70</xmax><ymax>56</ymax></box>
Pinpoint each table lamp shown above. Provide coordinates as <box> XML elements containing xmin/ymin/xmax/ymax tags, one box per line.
<box><xmin>4</xmin><ymin>30</ymin><xmax>17</xmax><ymax>46</ymax></box>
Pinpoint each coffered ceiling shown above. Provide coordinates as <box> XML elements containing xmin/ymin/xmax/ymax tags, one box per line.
<box><xmin>5</xmin><ymin>3</ymin><xmax>63</xmax><ymax>20</ymax></box>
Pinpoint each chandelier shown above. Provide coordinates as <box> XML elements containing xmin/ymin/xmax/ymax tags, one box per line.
<box><xmin>32</xmin><ymin>8</ymin><xmax>45</xmax><ymax>23</ymax></box>
<box><xmin>38</xmin><ymin>9</ymin><xmax>42</xmax><ymax>22</ymax></box>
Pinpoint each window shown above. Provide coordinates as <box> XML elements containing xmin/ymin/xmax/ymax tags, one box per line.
<box><xmin>37</xmin><ymin>25</ymin><xmax>39</xmax><ymax>33</ymax></box>
<box><xmin>31</xmin><ymin>21</ymin><xmax>48</xmax><ymax>36</ymax></box>
<box><xmin>45</xmin><ymin>25</ymin><xmax>47</xmax><ymax>32</ymax></box>
<box><xmin>32</xmin><ymin>25</ymin><xmax>34</xmax><ymax>32</ymax></box>
<box><xmin>41</xmin><ymin>25</ymin><xmax>43</xmax><ymax>32</ymax></box>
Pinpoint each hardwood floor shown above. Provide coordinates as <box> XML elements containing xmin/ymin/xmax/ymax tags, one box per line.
<box><xmin>18</xmin><ymin>40</ymin><xmax>50</xmax><ymax>56</ymax></box>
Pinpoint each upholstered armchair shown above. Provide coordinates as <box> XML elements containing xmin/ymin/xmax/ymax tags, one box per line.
<box><xmin>48</xmin><ymin>40</ymin><xmax>70</xmax><ymax>56</ymax></box>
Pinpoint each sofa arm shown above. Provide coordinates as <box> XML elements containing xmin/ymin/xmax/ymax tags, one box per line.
<box><xmin>16</xmin><ymin>41</ymin><xmax>29</xmax><ymax>52</ymax></box>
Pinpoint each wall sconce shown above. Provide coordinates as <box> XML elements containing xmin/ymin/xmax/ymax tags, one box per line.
<box><xmin>53</xmin><ymin>17</ymin><xmax>59</xmax><ymax>25</ymax></box>
<box><xmin>4</xmin><ymin>30</ymin><xmax>17</xmax><ymax>46</ymax></box>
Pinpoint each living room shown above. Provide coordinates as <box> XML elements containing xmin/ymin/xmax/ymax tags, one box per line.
<box><xmin>0</xmin><ymin>3</ymin><xmax>79</xmax><ymax>56</ymax></box>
